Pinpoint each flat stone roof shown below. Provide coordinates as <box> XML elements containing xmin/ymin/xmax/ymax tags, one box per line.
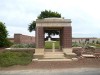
<box><xmin>36</xmin><ymin>18</ymin><xmax>72</xmax><ymax>27</ymax></box>
<box><xmin>36</xmin><ymin>18</ymin><xmax>71</xmax><ymax>23</ymax></box>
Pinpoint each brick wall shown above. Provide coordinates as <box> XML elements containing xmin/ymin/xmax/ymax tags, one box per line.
<box><xmin>62</xmin><ymin>27</ymin><xmax>72</xmax><ymax>48</ymax></box>
<box><xmin>14</xmin><ymin>34</ymin><xmax>35</xmax><ymax>44</ymax></box>
<box><xmin>8</xmin><ymin>34</ymin><xmax>99</xmax><ymax>45</ymax></box>
<box><xmin>8</xmin><ymin>38</ymin><xmax>14</xmax><ymax>42</ymax></box>
<box><xmin>36</xmin><ymin>27</ymin><xmax>44</xmax><ymax>48</ymax></box>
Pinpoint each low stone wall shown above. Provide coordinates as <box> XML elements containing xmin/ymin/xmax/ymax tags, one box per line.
<box><xmin>73</xmin><ymin>47</ymin><xmax>100</xmax><ymax>54</ymax></box>
<box><xmin>72</xmin><ymin>47</ymin><xmax>82</xmax><ymax>52</ymax></box>
<box><xmin>95</xmin><ymin>48</ymin><xmax>100</xmax><ymax>53</ymax></box>
<box><xmin>72</xmin><ymin>47</ymin><xmax>82</xmax><ymax>56</ymax></box>
<box><xmin>14</xmin><ymin>34</ymin><xmax>35</xmax><ymax>44</ymax></box>
<box><xmin>5</xmin><ymin>48</ymin><xmax>35</xmax><ymax>53</ymax></box>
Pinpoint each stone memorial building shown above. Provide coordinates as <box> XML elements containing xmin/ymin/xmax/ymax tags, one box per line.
<box><xmin>34</xmin><ymin>18</ymin><xmax>75</xmax><ymax>59</ymax></box>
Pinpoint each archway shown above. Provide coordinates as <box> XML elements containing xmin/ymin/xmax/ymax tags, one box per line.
<box><xmin>44</xmin><ymin>27</ymin><xmax>62</xmax><ymax>52</ymax></box>
<box><xmin>34</xmin><ymin>18</ymin><xmax>73</xmax><ymax>58</ymax></box>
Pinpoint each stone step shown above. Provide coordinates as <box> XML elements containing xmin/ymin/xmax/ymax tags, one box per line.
<box><xmin>44</xmin><ymin>56</ymin><xmax>65</xmax><ymax>59</ymax></box>
<box><xmin>32</xmin><ymin>57</ymin><xmax>78</xmax><ymax>61</ymax></box>
<box><xmin>44</xmin><ymin>52</ymin><xmax>65</xmax><ymax>58</ymax></box>
<box><xmin>45</xmin><ymin>52</ymin><xmax>64</xmax><ymax>54</ymax></box>
<box><xmin>82</xmin><ymin>54</ymin><xmax>95</xmax><ymax>58</ymax></box>
<box><xmin>44</xmin><ymin>53</ymin><xmax>64</xmax><ymax>56</ymax></box>
<box><xmin>32</xmin><ymin>58</ymin><xmax>72</xmax><ymax>61</ymax></box>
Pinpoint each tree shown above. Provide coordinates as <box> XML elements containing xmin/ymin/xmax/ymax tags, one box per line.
<box><xmin>92</xmin><ymin>40</ymin><xmax>95</xmax><ymax>44</ymax></box>
<box><xmin>37</xmin><ymin>10</ymin><xmax>61</xmax><ymax>19</ymax></box>
<box><xmin>96</xmin><ymin>40</ymin><xmax>100</xmax><ymax>44</ymax></box>
<box><xmin>28</xmin><ymin>10</ymin><xmax>61</xmax><ymax>38</ymax></box>
<box><xmin>0</xmin><ymin>22</ymin><xmax>12</xmax><ymax>47</ymax></box>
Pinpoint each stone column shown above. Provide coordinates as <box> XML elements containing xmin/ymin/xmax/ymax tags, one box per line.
<box><xmin>35</xmin><ymin>27</ymin><xmax>44</xmax><ymax>58</ymax></box>
<box><xmin>62</xmin><ymin>27</ymin><xmax>72</xmax><ymax>54</ymax></box>
<box><xmin>60</xmin><ymin>29</ymin><xmax>63</xmax><ymax>50</ymax></box>
<box><xmin>36</xmin><ymin>27</ymin><xmax>44</xmax><ymax>48</ymax></box>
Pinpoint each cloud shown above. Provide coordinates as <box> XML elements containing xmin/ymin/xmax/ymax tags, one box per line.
<box><xmin>7</xmin><ymin>26</ymin><xmax>35</xmax><ymax>38</ymax></box>
<box><xmin>0</xmin><ymin>0</ymin><xmax>100</xmax><ymax>38</ymax></box>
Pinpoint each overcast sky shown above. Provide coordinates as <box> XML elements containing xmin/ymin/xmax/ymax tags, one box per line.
<box><xmin>0</xmin><ymin>0</ymin><xmax>100</xmax><ymax>38</ymax></box>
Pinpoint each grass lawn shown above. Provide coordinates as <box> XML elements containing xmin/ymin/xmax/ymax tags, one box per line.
<box><xmin>45</xmin><ymin>41</ymin><xmax>100</xmax><ymax>49</ymax></box>
<box><xmin>45</xmin><ymin>41</ymin><xmax>60</xmax><ymax>49</ymax></box>
<box><xmin>0</xmin><ymin>50</ymin><xmax>33</xmax><ymax>67</ymax></box>
<box><xmin>91</xmin><ymin>44</ymin><xmax>100</xmax><ymax>48</ymax></box>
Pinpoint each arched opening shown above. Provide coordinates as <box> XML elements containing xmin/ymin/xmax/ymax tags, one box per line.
<box><xmin>34</xmin><ymin>18</ymin><xmax>73</xmax><ymax>59</ymax></box>
<box><xmin>44</xmin><ymin>27</ymin><xmax>63</xmax><ymax>52</ymax></box>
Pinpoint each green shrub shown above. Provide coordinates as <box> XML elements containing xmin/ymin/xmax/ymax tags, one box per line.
<box><xmin>26</xmin><ymin>44</ymin><xmax>36</xmax><ymax>48</ymax></box>
<box><xmin>0</xmin><ymin>51</ymin><xmax>33</xmax><ymax>67</ymax></box>
<box><xmin>0</xmin><ymin>22</ymin><xmax>13</xmax><ymax>47</ymax></box>
<box><xmin>5</xmin><ymin>39</ymin><xmax>13</xmax><ymax>47</ymax></box>
<box><xmin>11</xmin><ymin>43</ymin><xmax>35</xmax><ymax>48</ymax></box>
<box><xmin>72</xmin><ymin>42</ymin><xmax>79</xmax><ymax>47</ymax></box>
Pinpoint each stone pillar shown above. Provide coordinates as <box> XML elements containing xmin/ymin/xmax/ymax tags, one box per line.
<box><xmin>62</xmin><ymin>27</ymin><xmax>73</xmax><ymax>54</ymax></box>
<box><xmin>60</xmin><ymin>29</ymin><xmax>63</xmax><ymax>50</ymax></box>
<box><xmin>35</xmin><ymin>27</ymin><xmax>44</xmax><ymax>58</ymax></box>
<box><xmin>36</xmin><ymin>27</ymin><xmax>44</xmax><ymax>48</ymax></box>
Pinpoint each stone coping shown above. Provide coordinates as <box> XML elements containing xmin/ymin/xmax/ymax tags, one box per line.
<box><xmin>45</xmin><ymin>41</ymin><xmax>56</xmax><ymax>42</ymax></box>
<box><xmin>33</xmin><ymin>58</ymin><xmax>72</xmax><ymax>61</ymax></box>
<box><xmin>5</xmin><ymin>48</ymin><xmax>35</xmax><ymax>51</ymax></box>
<box><xmin>72</xmin><ymin>47</ymin><xmax>82</xmax><ymax>49</ymax></box>
<box><xmin>82</xmin><ymin>54</ymin><xmax>95</xmax><ymax>58</ymax></box>
<box><xmin>36</xmin><ymin>18</ymin><xmax>71</xmax><ymax>23</ymax></box>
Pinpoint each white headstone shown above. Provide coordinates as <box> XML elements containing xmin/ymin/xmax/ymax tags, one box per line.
<box><xmin>48</xmin><ymin>38</ymin><xmax>51</xmax><ymax>41</ymax></box>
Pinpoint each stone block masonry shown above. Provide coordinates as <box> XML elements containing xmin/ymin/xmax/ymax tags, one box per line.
<box><xmin>36</xmin><ymin>27</ymin><xmax>44</xmax><ymax>48</ymax></box>
<box><xmin>14</xmin><ymin>34</ymin><xmax>35</xmax><ymax>44</ymax></box>
<box><xmin>62</xmin><ymin>27</ymin><xmax>72</xmax><ymax>48</ymax></box>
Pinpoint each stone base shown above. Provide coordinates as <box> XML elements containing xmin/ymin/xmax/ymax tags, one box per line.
<box><xmin>35</xmin><ymin>48</ymin><xmax>44</xmax><ymax>53</ymax></box>
<box><xmin>64</xmin><ymin>53</ymin><xmax>77</xmax><ymax>59</ymax></box>
<box><xmin>34</xmin><ymin>48</ymin><xmax>44</xmax><ymax>59</ymax></box>
<box><xmin>34</xmin><ymin>54</ymin><xmax>44</xmax><ymax>59</ymax></box>
<box><xmin>62</xmin><ymin>48</ymin><xmax>73</xmax><ymax>54</ymax></box>
<box><xmin>63</xmin><ymin>48</ymin><xmax>77</xmax><ymax>58</ymax></box>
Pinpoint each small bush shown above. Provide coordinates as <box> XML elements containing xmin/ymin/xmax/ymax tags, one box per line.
<box><xmin>0</xmin><ymin>51</ymin><xmax>33</xmax><ymax>67</ymax></box>
<box><xmin>72</xmin><ymin>42</ymin><xmax>79</xmax><ymax>47</ymax></box>
<box><xmin>0</xmin><ymin>22</ymin><xmax>13</xmax><ymax>47</ymax></box>
<box><xmin>11</xmin><ymin>43</ymin><xmax>35</xmax><ymax>48</ymax></box>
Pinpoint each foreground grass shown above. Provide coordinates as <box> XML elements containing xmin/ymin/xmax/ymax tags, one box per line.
<box><xmin>45</xmin><ymin>41</ymin><xmax>60</xmax><ymax>49</ymax></box>
<box><xmin>0</xmin><ymin>51</ymin><xmax>33</xmax><ymax>67</ymax></box>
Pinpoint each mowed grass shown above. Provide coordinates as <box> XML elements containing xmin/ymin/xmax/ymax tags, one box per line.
<box><xmin>0</xmin><ymin>51</ymin><xmax>33</xmax><ymax>67</ymax></box>
<box><xmin>89</xmin><ymin>44</ymin><xmax>100</xmax><ymax>48</ymax></box>
<box><xmin>45</xmin><ymin>41</ymin><xmax>60</xmax><ymax>49</ymax></box>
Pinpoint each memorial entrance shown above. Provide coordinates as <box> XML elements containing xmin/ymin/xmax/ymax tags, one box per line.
<box><xmin>44</xmin><ymin>28</ymin><xmax>61</xmax><ymax>52</ymax></box>
<box><xmin>34</xmin><ymin>18</ymin><xmax>75</xmax><ymax>59</ymax></box>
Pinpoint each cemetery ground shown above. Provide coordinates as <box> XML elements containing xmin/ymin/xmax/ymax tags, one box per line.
<box><xmin>0</xmin><ymin>41</ymin><xmax>100</xmax><ymax>70</ymax></box>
